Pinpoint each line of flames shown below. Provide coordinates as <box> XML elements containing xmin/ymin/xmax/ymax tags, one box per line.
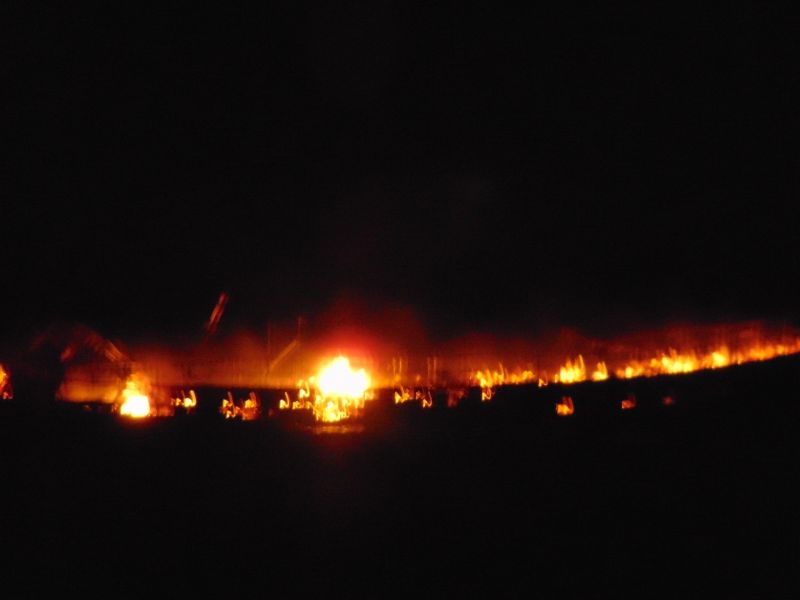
<box><xmin>472</xmin><ymin>339</ymin><xmax>800</xmax><ymax>400</ymax></box>
<box><xmin>5</xmin><ymin>336</ymin><xmax>799</xmax><ymax>422</ymax></box>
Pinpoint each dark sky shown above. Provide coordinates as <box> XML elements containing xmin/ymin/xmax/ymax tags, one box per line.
<box><xmin>4</xmin><ymin>3</ymin><xmax>799</xmax><ymax>342</ymax></box>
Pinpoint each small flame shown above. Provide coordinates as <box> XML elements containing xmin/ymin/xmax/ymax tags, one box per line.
<box><xmin>394</xmin><ymin>387</ymin><xmax>433</xmax><ymax>408</ymax></box>
<box><xmin>173</xmin><ymin>390</ymin><xmax>197</xmax><ymax>414</ymax></box>
<box><xmin>621</xmin><ymin>394</ymin><xmax>637</xmax><ymax>410</ymax></box>
<box><xmin>474</xmin><ymin>366</ymin><xmax>535</xmax><ymax>401</ymax></box>
<box><xmin>0</xmin><ymin>364</ymin><xmax>10</xmax><ymax>399</ymax></box>
<box><xmin>220</xmin><ymin>391</ymin><xmax>261</xmax><ymax>420</ymax></box>
<box><xmin>591</xmin><ymin>361</ymin><xmax>609</xmax><ymax>381</ymax></box>
<box><xmin>556</xmin><ymin>396</ymin><xmax>575</xmax><ymax>416</ymax></box>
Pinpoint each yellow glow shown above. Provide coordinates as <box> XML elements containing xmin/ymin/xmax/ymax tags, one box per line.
<box><xmin>591</xmin><ymin>361</ymin><xmax>609</xmax><ymax>381</ymax></box>
<box><xmin>556</xmin><ymin>356</ymin><xmax>586</xmax><ymax>384</ymax></box>
<box><xmin>119</xmin><ymin>376</ymin><xmax>151</xmax><ymax>418</ymax></box>
<box><xmin>317</xmin><ymin>357</ymin><xmax>370</xmax><ymax>399</ymax></box>
<box><xmin>279</xmin><ymin>357</ymin><xmax>372</xmax><ymax>423</ymax></box>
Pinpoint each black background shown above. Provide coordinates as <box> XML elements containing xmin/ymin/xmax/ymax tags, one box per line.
<box><xmin>4</xmin><ymin>3</ymin><xmax>799</xmax><ymax>343</ymax></box>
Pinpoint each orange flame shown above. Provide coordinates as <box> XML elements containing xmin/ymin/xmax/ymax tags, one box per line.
<box><xmin>556</xmin><ymin>396</ymin><xmax>575</xmax><ymax>416</ymax></box>
<box><xmin>279</xmin><ymin>357</ymin><xmax>372</xmax><ymax>423</ymax></box>
<box><xmin>614</xmin><ymin>340</ymin><xmax>800</xmax><ymax>380</ymax></box>
<box><xmin>119</xmin><ymin>374</ymin><xmax>151</xmax><ymax>418</ymax></box>
<box><xmin>620</xmin><ymin>394</ymin><xmax>637</xmax><ymax>410</ymax></box>
<box><xmin>556</xmin><ymin>356</ymin><xmax>586</xmax><ymax>384</ymax></box>
<box><xmin>220</xmin><ymin>391</ymin><xmax>261</xmax><ymax>420</ymax></box>
<box><xmin>469</xmin><ymin>333</ymin><xmax>800</xmax><ymax>400</ymax></box>
<box><xmin>0</xmin><ymin>364</ymin><xmax>10</xmax><ymax>399</ymax></box>
<box><xmin>173</xmin><ymin>390</ymin><xmax>197</xmax><ymax>414</ymax></box>
<box><xmin>473</xmin><ymin>366</ymin><xmax>535</xmax><ymax>401</ymax></box>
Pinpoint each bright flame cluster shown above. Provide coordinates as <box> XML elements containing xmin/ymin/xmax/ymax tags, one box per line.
<box><xmin>280</xmin><ymin>357</ymin><xmax>371</xmax><ymax>423</ymax></box>
<box><xmin>118</xmin><ymin>375</ymin><xmax>151</xmax><ymax>418</ymax></box>
<box><xmin>554</xmin><ymin>355</ymin><xmax>609</xmax><ymax>384</ymax></box>
<box><xmin>317</xmin><ymin>357</ymin><xmax>370</xmax><ymax>400</ymax></box>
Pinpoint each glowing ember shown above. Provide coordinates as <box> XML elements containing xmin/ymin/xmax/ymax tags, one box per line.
<box><xmin>556</xmin><ymin>396</ymin><xmax>575</xmax><ymax>416</ymax></box>
<box><xmin>620</xmin><ymin>394</ymin><xmax>637</xmax><ymax>410</ymax></box>
<box><xmin>119</xmin><ymin>375</ymin><xmax>151</xmax><ymax>418</ymax></box>
<box><xmin>0</xmin><ymin>364</ymin><xmax>10</xmax><ymax>399</ymax></box>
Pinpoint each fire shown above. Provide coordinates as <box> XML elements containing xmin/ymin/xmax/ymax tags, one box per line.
<box><xmin>394</xmin><ymin>385</ymin><xmax>433</xmax><ymax>408</ymax></box>
<box><xmin>468</xmin><ymin>332</ymin><xmax>800</xmax><ymax>402</ymax></box>
<box><xmin>118</xmin><ymin>374</ymin><xmax>151</xmax><ymax>418</ymax></box>
<box><xmin>173</xmin><ymin>389</ymin><xmax>197</xmax><ymax>414</ymax></box>
<box><xmin>556</xmin><ymin>396</ymin><xmax>575</xmax><ymax>416</ymax></box>
<box><xmin>0</xmin><ymin>364</ymin><xmax>10</xmax><ymax>399</ymax></box>
<box><xmin>552</xmin><ymin>355</ymin><xmax>608</xmax><ymax>384</ymax></box>
<box><xmin>614</xmin><ymin>340</ymin><xmax>800</xmax><ymax>380</ymax></box>
<box><xmin>220</xmin><ymin>391</ymin><xmax>261</xmax><ymax>420</ymax></box>
<box><xmin>556</xmin><ymin>356</ymin><xmax>586</xmax><ymax>384</ymax></box>
<box><xmin>621</xmin><ymin>394</ymin><xmax>637</xmax><ymax>410</ymax></box>
<box><xmin>317</xmin><ymin>356</ymin><xmax>370</xmax><ymax>399</ymax></box>
<box><xmin>312</xmin><ymin>357</ymin><xmax>370</xmax><ymax>422</ymax></box>
<box><xmin>279</xmin><ymin>356</ymin><xmax>372</xmax><ymax>423</ymax></box>
<box><xmin>473</xmin><ymin>366</ymin><xmax>536</xmax><ymax>401</ymax></box>
<box><xmin>591</xmin><ymin>361</ymin><xmax>609</xmax><ymax>381</ymax></box>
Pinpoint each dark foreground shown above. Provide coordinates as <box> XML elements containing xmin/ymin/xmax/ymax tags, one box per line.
<box><xmin>2</xmin><ymin>361</ymin><xmax>800</xmax><ymax>597</ymax></box>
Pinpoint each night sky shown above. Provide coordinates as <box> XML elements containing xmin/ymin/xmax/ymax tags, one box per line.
<box><xmin>4</xmin><ymin>3</ymin><xmax>799</xmax><ymax>344</ymax></box>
